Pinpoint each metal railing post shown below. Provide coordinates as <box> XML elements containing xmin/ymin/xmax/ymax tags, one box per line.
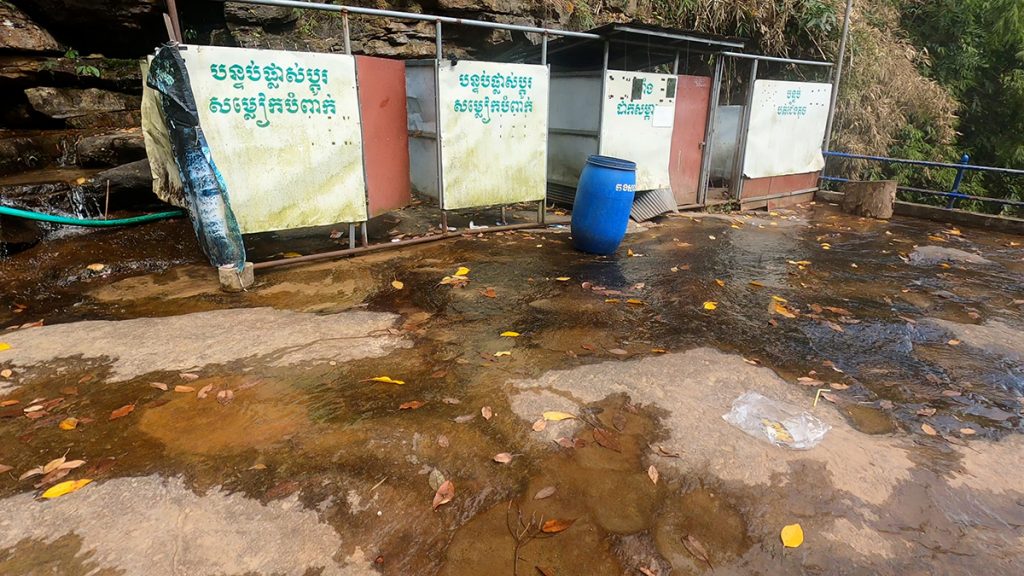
<box><xmin>342</xmin><ymin>11</ymin><xmax>351</xmax><ymax>54</ymax></box>
<box><xmin>732</xmin><ymin>58</ymin><xmax>758</xmax><ymax>201</ymax></box>
<box><xmin>947</xmin><ymin>153</ymin><xmax>970</xmax><ymax>209</ymax></box>
<box><xmin>698</xmin><ymin>53</ymin><xmax>724</xmax><ymax>205</ymax></box>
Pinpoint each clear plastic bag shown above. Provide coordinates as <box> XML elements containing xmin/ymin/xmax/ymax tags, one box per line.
<box><xmin>722</xmin><ymin>391</ymin><xmax>830</xmax><ymax>450</ymax></box>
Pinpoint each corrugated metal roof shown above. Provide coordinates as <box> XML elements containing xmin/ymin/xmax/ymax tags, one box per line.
<box><xmin>493</xmin><ymin>22</ymin><xmax>746</xmax><ymax>71</ymax></box>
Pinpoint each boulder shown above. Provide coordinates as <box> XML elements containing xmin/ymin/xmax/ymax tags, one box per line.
<box><xmin>13</xmin><ymin>0</ymin><xmax>165</xmax><ymax>57</ymax></box>
<box><xmin>0</xmin><ymin>55</ymin><xmax>143</xmax><ymax>92</ymax></box>
<box><xmin>76</xmin><ymin>129</ymin><xmax>146</xmax><ymax>167</ymax></box>
<box><xmin>0</xmin><ymin>214</ymin><xmax>44</xmax><ymax>256</ymax></box>
<box><xmin>91</xmin><ymin>159</ymin><xmax>153</xmax><ymax>200</ymax></box>
<box><xmin>24</xmin><ymin>86</ymin><xmax>141</xmax><ymax>120</ymax></box>
<box><xmin>66</xmin><ymin>109</ymin><xmax>142</xmax><ymax>129</ymax></box>
<box><xmin>0</xmin><ymin>3</ymin><xmax>61</xmax><ymax>53</ymax></box>
<box><xmin>224</xmin><ymin>2</ymin><xmax>298</xmax><ymax>26</ymax></box>
<box><xmin>840</xmin><ymin>180</ymin><xmax>896</xmax><ymax>219</ymax></box>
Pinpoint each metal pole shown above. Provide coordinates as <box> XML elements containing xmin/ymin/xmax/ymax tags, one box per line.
<box><xmin>596</xmin><ymin>40</ymin><xmax>610</xmax><ymax>155</ymax></box>
<box><xmin>823</xmin><ymin>0</ymin><xmax>853</xmax><ymax>151</ymax></box>
<box><xmin>166</xmin><ymin>0</ymin><xmax>183</xmax><ymax>42</ymax></box>
<box><xmin>698</xmin><ymin>53</ymin><xmax>724</xmax><ymax>205</ymax></box>
<box><xmin>434</xmin><ymin>23</ymin><xmax>445</xmax><ymax>233</ymax></box>
<box><xmin>348</xmin><ymin>223</ymin><xmax>356</xmax><ymax>249</ymax></box>
<box><xmin>672</xmin><ymin>50</ymin><xmax>679</xmax><ymax>75</ymax></box>
<box><xmin>342</xmin><ymin>11</ymin><xmax>351</xmax><ymax>54</ymax></box>
<box><xmin>435</xmin><ymin>20</ymin><xmax>442</xmax><ymax>59</ymax></box>
<box><xmin>947</xmin><ymin>153</ymin><xmax>970</xmax><ymax>209</ymax></box>
<box><xmin>360</xmin><ymin>221</ymin><xmax>369</xmax><ymax>246</ymax></box>
<box><xmin>541</xmin><ymin>33</ymin><xmax>548</xmax><ymax>66</ymax></box>
<box><xmin>732</xmin><ymin>58</ymin><xmax>758</xmax><ymax>201</ymax></box>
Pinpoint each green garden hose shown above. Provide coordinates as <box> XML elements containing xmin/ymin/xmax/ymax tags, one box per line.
<box><xmin>0</xmin><ymin>205</ymin><xmax>185</xmax><ymax>227</ymax></box>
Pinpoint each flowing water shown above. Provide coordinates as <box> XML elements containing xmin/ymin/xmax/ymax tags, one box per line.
<box><xmin>0</xmin><ymin>202</ymin><xmax>1022</xmax><ymax>575</ymax></box>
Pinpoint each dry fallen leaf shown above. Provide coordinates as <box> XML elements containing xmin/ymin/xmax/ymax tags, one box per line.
<box><xmin>481</xmin><ymin>406</ymin><xmax>493</xmax><ymax>420</ymax></box>
<box><xmin>947</xmin><ymin>339</ymin><xmax>961</xmax><ymax>346</ymax></box>
<box><xmin>19</xmin><ymin>466</ymin><xmax>44</xmax><ymax>480</ymax></box>
<box><xmin>432</xmin><ymin>479</ymin><xmax>455</xmax><ymax>510</ymax></box>
<box><xmin>493</xmin><ymin>452</ymin><xmax>513</xmax><ymax>464</ymax></box>
<box><xmin>174</xmin><ymin>385</ymin><xmax>195</xmax><ymax>393</ymax></box>
<box><xmin>0</xmin><ymin>343</ymin><xmax>10</xmax><ymax>352</ymax></box>
<box><xmin>197</xmin><ymin>384</ymin><xmax>213</xmax><ymax>399</ymax></box>
<box><xmin>399</xmin><ymin>400</ymin><xmax>426</xmax><ymax>410</ymax></box>
<box><xmin>532</xmin><ymin>419</ymin><xmax>547</xmax><ymax>432</ymax></box>
<box><xmin>715</xmin><ymin>279</ymin><xmax>725</xmax><ymax>287</ymax></box>
<box><xmin>541</xmin><ymin>518</ymin><xmax>575</xmax><ymax>534</ymax></box>
<box><xmin>608</xmin><ymin>348</ymin><xmax>629</xmax><ymax>355</ymax></box>
<box><xmin>626</xmin><ymin>299</ymin><xmax>644</xmax><ymax>305</ymax></box>
<box><xmin>916</xmin><ymin>407</ymin><xmax>937</xmax><ymax>417</ymax></box>
<box><xmin>454</xmin><ymin>414</ymin><xmax>476</xmax><ymax>424</ymax></box>
<box><xmin>0</xmin><ymin>399</ymin><xmax>18</xmax><ymax>407</ymax></box>
<box><xmin>109</xmin><ymin>404</ymin><xmax>135</xmax><ymax>420</ymax></box>
<box><xmin>921</xmin><ymin>423</ymin><xmax>938</xmax><ymax>436</ymax></box>
<box><xmin>0</xmin><ymin>369</ymin><xmax>11</xmax><ymax>379</ymax></box>
<box><xmin>960</xmin><ymin>428</ymin><xmax>976</xmax><ymax>436</ymax></box>
<box><xmin>655</xmin><ymin>445</ymin><xmax>681</xmax><ymax>458</ymax></box>
<box><xmin>216</xmin><ymin>389</ymin><xmax>234</xmax><ymax>405</ymax></box>
<box><xmin>58</xmin><ymin>418</ymin><xmax>79</xmax><ymax>431</ymax></box>
<box><xmin>500</xmin><ymin>331</ymin><xmax>521</xmax><ymax>337</ymax></box>
<box><xmin>682</xmin><ymin>534</ymin><xmax>713</xmax><ymax>568</ymax></box>
<box><xmin>647</xmin><ymin>465</ymin><xmax>659</xmax><ymax>484</ymax></box>
<box><xmin>41</xmin><ymin>478</ymin><xmax>92</xmax><ymax>499</ymax></box>
<box><xmin>494</xmin><ymin>351</ymin><xmax>512</xmax><ymax>357</ymax></box>
<box><xmin>86</xmin><ymin>263</ymin><xmax>105</xmax><ymax>272</ymax></box>
<box><xmin>771</xmin><ymin>301</ymin><xmax>798</xmax><ymax>319</ymax></box>
<box><xmin>702</xmin><ymin>301</ymin><xmax>717</xmax><ymax>311</ymax></box>
<box><xmin>437</xmin><ymin>434</ymin><xmax>450</xmax><ymax>448</ymax></box>
<box><xmin>0</xmin><ymin>464</ymin><xmax>12</xmax><ymax>474</ymax></box>
<box><xmin>543</xmin><ymin>411</ymin><xmax>575</xmax><ymax>422</ymax></box>
<box><xmin>780</xmin><ymin>523</ymin><xmax>804</xmax><ymax>548</ymax></box>
<box><xmin>179</xmin><ymin>372</ymin><xmax>199</xmax><ymax>381</ymax></box>
<box><xmin>454</xmin><ymin>266</ymin><xmax>470</xmax><ymax>277</ymax></box>
<box><xmin>391</xmin><ymin>280</ymin><xmax>404</xmax><ymax>290</ymax></box>
<box><xmin>367</xmin><ymin>376</ymin><xmax>405</xmax><ymax>385</ymax></box>
<box><xmin>555</xmin><ymin>277</ymin><xmax>571</xmax><ymax>281</ymax></box>
<box><xmin>481</xmin><ymin>287</ymin><xmax>498</xmax><ymax>299</ymax></box>
<box><xmin>534</xmin><ymin>486</ymin><xmax>556</xmax><ymax>500</ymax></box>
<box><xmin>43</xmin><ymin>457</ymin><xmax>66</xmax><ymax>474</ymax></box>
<box><xmin>150</xmin><ymin>382</ymin><xmax>168</xmax><ymax>391</ymax></box>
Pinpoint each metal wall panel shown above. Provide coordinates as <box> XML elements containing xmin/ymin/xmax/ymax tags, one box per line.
<box><xmin>669</xmin><ymin>74</ymin><xmax>711</xmax><ymax>205</ymax></box>
<box><xmin>180</xmin><ymin>45</ymin><xmax>367</xmax><ymax>233</ymax></box>
<box><xmin>599</xmin><ymin>70</ymin><xmax>677</xmax><ymax>191</ymax></box>
<box><xmin>437</xmin><ymin>60</ymin><xmax>549</xmax><ymax>210</ymax></box>
<box><xmin>356</xmin><ymin>56</ymin><xmax>411</xmax><ymax>217</ymax></box>
<box><xmin>405</xmin><ymin>62</ymin><xmax>439</xmax><ymax>200</ymax></box>
<box><xmin>547</xmin><ymin>73</ymin><xmax>602</xmax><ymax>188</ymax></box>
<box><xmin>742</xmin><ymin>80</ymin><xmax>832</xmax><ymax>179</ymax></box>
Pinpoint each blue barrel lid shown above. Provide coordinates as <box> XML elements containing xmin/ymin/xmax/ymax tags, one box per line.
<box><xmin>586</xmin><ymin>155</ymin><xmax>637</xmax><ymax>171</ymax></box>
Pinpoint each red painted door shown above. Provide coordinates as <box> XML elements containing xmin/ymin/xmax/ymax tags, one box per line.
<box><xmin>356</xmin><ymin>56</ymin><xmax>411</xmax><ymax>217</ymax></box>
<box><xmin>669</xmin><ymin>75</ymin><xmax>712</xmax><ymax>206</ymax></box>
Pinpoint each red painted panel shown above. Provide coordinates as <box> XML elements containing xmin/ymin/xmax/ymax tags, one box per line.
<box><xmin>356</xmin><ymin>56</ymin><xmax>411</xmax><ymax>217</ymax></box>
<box><xmin>669</xmin><ymin>75</ymin><xmax>711</xmax><ymax>206</ymax></box>
<box><xmin>742</xmin><ymin>172</ymin><xmax>820</xmax><ymax>199</ymax></box>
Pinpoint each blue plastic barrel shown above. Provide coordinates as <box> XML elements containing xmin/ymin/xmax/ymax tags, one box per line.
<box><xmin>570</xmin><ymin>155</ymin><xmax>637</xmax><ymax>255</ymax></box>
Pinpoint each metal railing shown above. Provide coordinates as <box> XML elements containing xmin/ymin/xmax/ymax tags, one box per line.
<box><xmin>821</xmin><ymin>151</ymin><xmax>1024</xmax><ymax>210</ymax></box>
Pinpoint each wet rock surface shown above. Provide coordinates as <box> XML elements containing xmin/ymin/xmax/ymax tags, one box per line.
<box><xmin>0</xmin><ymin>3</ymin><xmax>61</xmax><ymax>53</ymax></box>
<box><xmin>0</xmin><ymin>204</ymin><xmax>1022</xmax><ymax>575</ymax></box>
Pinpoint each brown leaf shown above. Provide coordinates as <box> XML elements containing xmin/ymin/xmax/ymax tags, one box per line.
<box><xmin>555</xmin><ymin>437</ymin><xmax>575</xmax><ymax>449</ymax></box>
<box><xmin>43</xmin><ymin>456</ymin><xmax>66</xmax><ymax>474</ymax></box>
<box><xmin>179</xmin><ymin>373</ymin><xmax>200</xmax><ymax>381</ymax></box>
<box><xmin>18</xmin><ymin>466</ymin><xmax>44</xmax><ymax>480</ymax></box>
<box><xmin>216</xmin><ymin>389</ymin><xmax>234</xmax><ymax>405</ymax></box>
<box><xmin>540</xmin><ymin>518</ymin><xmax>575</xmax><ymax>534</ymax></box>
<box><xmin>442</xmin><ymin>397</ymin><xmax>461</xmax><ymax>405</ymax></box>
<box><xmin>0</xmin><ymin>399</ymin><xmax>19</xmax><ymax>407</ymax></box>
<box><xmin>916</xmin><ymin>407</ymin><xmax>937</xmax><ymax>417</ymax></box>
<box><xmin>581</xmin><ymin>343</ymin><xmax>596</xmax><ymax>351</ymax></box>
<box><xmin>608</xmin><ymin>348</ymin><xmax>629</xmax><ymax>356</ymax></box>
<box><xmin>0</xmin><ymin>464</ymin><xmax>12</xmax><ymax>474</ymax></box>
<box><xmin>532</xmin><ymin>419</ymin><xmax>547</xmax><ymax>432</ymax></box>
<box><xmin>174</xmin><ymin>385</ymin><xmax>195</xmax><ymax>393</ymax></box>
<box><xmin>34</xmin><ymin>467</ymin><xmax>70</xmax><ymax>488</ymax></box>
<box><xmin>150</xmin><ymin>382</ymin><xmax>168</xmax><ymax>391</ymax></box>
<box><xmin>612</xmin><ymin>412</ymin><xmax>627</xmax><ymax>432</ymax></box>
<box><xmin>453</xmin><ymin>414</ymin><xmax>475</xmax><ymax>423</ymax></box>
<box><xmin>824</xmin><ymin>306</ymin><xmax>853</xmax><ymax>316</ymax></box>
<box><xmin>109</xmin><ymin>404</ymin><xmax>135</xmax><ymax>420</ymax></box>
<box><xmin>534</xmin><ymin>485</ymin><xmax>556</xmax><ymax>500</ymax></box>
<box><xmin>639</xmin><ymin>568</ymin><xmax>658</xmax><ymax>576</ymax></box>
<box><xmin>197</xmin><ymin>384</ymin><xmax>213</xmax><ymax>399</ymax></box>
<box><xmin>481</xmin><ymin>287</ymin><xmax>497</xmax><ymax>298</ymax></box>
<box><xmin>59</xmin><ymin>386</ymin><xmax>78</xmax><ymax>396</ymax></box>
<box><xmin>399</xmin><ymin>400</ymin><xmax>426</xmax><ymax>410</ymax></box>
<box><xmin>681</xmin><ymin>534</ymin><xmax>713</xmax><ymax>568</ymax></box>
<box><xmin>493</xmin><ymin>452</ymin><xmax>513</xmax><ymax>464</ymax></box>
<box><xmin>592</xmin><ymin>428</ymin><xmax>621</xmax><ymax>452</ymax></box>
<box><xmin>960</xmin><ymin>428</ymin><xmax>977</xmax><ymax>436</ymax></box>
<box><xmin>830</xmin><ymin>382</ymin><xmax>850</xmax><ymax>390</ymax></box>
<box><xmin>647</xmin><ymin>464</ymin><xmax>659</xmax><ymax>484</ymax></box>
<box><xmin>432</xmin><ymin>479</ymin><xmax>455</xmax><ymax>510</ymax></box>
<box><xmin>921</xmin><ymin>423</ymin><xmax>938</xmax><ymax>436</ymax></box>
<box><xmin>431</xmin><ymin>370</ymin><xmax>448</xmax><ymax>379</ymax></box>
<box><xmin>481</xmin><ymin>406</ymin><xmax>493</xmax><ymax>420</ymax></box>
<box><xmin>437</xmin><ymin>434</ymin><xmax>450</xmax><ymax>448</ymax></box>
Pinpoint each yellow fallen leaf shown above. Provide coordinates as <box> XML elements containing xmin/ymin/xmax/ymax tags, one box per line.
<box><xmin>604</xmin><ymin>298</ymin><xmax>621</xmax><ymax>304</ymax></box>
<box><xmin>939</xmin><ymin>263</ymin><xmax>951</xmax><ymax>269</ymax></box>
<box><xmin>651</xmin><ymin>348</ymin><xmax>667</xmax><ymax>353</ymax></box>
<box><xmin>944</xmin><ymin>228</ymin><xmax>962</xmax><ymax>236</ymax></box>
<box><xmin>749</xmin><ymin>281</ymin><xmax>765</xmax><ymax>287</ymax></box>
<box><xmin>494</xmin><ymin>351</ymin><xmax>511</xmax><ymax>357</ymax></box>
<box><xmin>771</xmin><ymin>295</ymin><xmax>788</xmax><ymax>303</ymax></box>
<box><xmin>59</xmin><ymin>418</ymin><xmax>79</xmax><ymax>431</ymax></box>
<box><xmin>627</xmin><ymin>249</ymin><xmax>635</xmax><ymax>256</ymax></box>
<box><xmin>543</xmin><ymin>411</ymin><xmax>575</xmax><ymax>421</ymax></box>
<box><xmin>86</xmin><ymin>263</ymin><xmax>105</xmax><ymax>272</ymax></box>
<box><xmin>702</xmin><ymin>301</ymin><xmax>717</xmax><ymax>311</ymax></box>
<box><xmin>0</xmin><ymin>369</ymin><xmax>11</xmax><ymax>378</ymax></box>
<box><xmin>715</xmin><ymin>279</ymin><xmax>725</xmax><ymax>287</ymax></box>
<box><xmin>455</xmin><ymin>266</ymin><xmax>470</xmax><ymax>276</ymax></box>
<box><xmin>41</xmin><ymin>479</ymin><xmax>92</xmax><ymax>499</ymax></box>
<box><xmin>391</xmin><ymin>280</ymin><xmax>404</xmax><ymax>290</ymax></box>
<box><xmin>368</xmin><ymin>376</ymin><xmax>405</xmax><ymax>385</ymax></box>
<box><xmin>947</xmin><ymin>339</ymin><xmax>961</xmax><ymax>346</ymax></box>
<box><xmin>787</xmin><ymin>260</ymin><xmax>811</xmax><ymax>266</ymax></box>
<box><xmin>626</xmin><ymin>299</ymin><xmax>644</xmax><ymax>305</ymax></box>
<box><xmin>820</xmin><ymin>243</ymin><xmax>831</xmax><ymax>250</ymax></box>
<box><xmin>500</xmin><ymin>331</ymin><xmax>520</xmax><ymax>337</ymax></box>
<box><xmin>780</xmin><ymin>523</ymin><xmax>804</xmax><ymax>548</ymax></box>
<box><xmin>771</xmin><ymin>301</ymin><xmax>798</xmax><ymax>319</ymax></box>
<box><xmin>555</xmin><ymin>277</ymin><xmax>571</xmax><ymax>281</ymax></box>
<box><xmin>282</xmin><ymin>252</ymin><xmax>302</xmax><ymax>258</ymax></box>
<box><xmin>0</xmin><ymin>343</ymin><xmax>10</xmax><ymax>352</ymax></box>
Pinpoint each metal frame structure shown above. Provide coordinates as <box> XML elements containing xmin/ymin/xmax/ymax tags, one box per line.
<box><xmin>715</xmin><ymin>52</ymin><xmax>833</xmax><ymax>202</ymax></box>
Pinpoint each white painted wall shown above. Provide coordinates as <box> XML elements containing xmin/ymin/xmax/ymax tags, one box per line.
<box><xmin>599</xmin><ymin>71</ymin><xmax>677</xmax><ymax>191</ymax></box>
<box><xmin>742</xmin><ymin>79</ymin><xmax>832</xmax><ymax>179</ymax></box>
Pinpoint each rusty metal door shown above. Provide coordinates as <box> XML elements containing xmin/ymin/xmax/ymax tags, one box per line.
<box><xmin>669</xmin><ymin>75</ymin><xmax>711</xmax><ymax>206</ymax></box>
<box><xmin>356</xmin><ymin>56</ymin><xmax>411</xmax><ymax>217</ymax></box>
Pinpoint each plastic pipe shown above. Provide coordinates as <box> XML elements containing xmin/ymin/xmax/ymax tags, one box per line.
<box><xmin>0</xmin><ymin>205</ymin><xmax>185</xmax><ymax>227</ymax></box>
